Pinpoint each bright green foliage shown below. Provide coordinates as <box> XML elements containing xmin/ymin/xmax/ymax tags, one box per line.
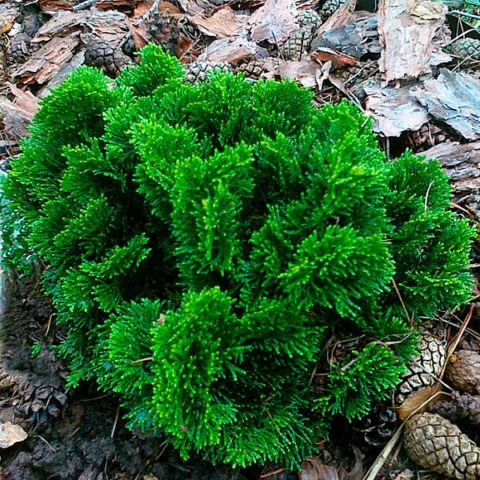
<box><xmin>0</xmin><ymin>45</ymin><xmax>474</xmax><ymax>468</ymax></box>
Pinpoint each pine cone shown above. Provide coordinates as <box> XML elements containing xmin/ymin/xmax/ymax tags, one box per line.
<box><xmin>296</xmin><ymin>9</ymin><xmax>322</xmax><ymax>30</ymax></box>
<box><xmin>319</xmin><ymin>0</ymin><xmax>350</xmax><ymax>21</ymax></box>
<box><xmin>429</xmin><ymin>391</ymin><xmax>480</xmax><ymax>426</ymax></box>
<box><xmin>446</xmin><ymin>350</ymin><xmax>480</xmax><ymax>395</ymax></box>
<box><xmin>404</xmin><ymin>412</ymin><xmax>480</xmax><ymax>479</ymax></box>
<box><xmin>333</xmin><ymin>60</ymin><xmax>379</xmax><ymax>86</ymax></box>
<box><xmin>351</xmin><ymin>401</ymin><xmax>398</xmax><ymax>448</ymax></box>
<box><xmin>84</xmin><ymin>40</ymin><xmax>132</xmax><ymax>77</ymax></box>
<box><xmin>395</xmin><ymin>332</ymin><xmax>446</xmax><ymax>405</ymax></box>
<box><xmin>184</xmin><ymin>61</ymin><xmax>232</xmax><ymax>84</ymax></box>
<box><xmin>448</xmin><ymin>38</ymin><xmax>480</xmax><ymax>62</ymax></box>
<box><xmin>236</xmin><ymin>60</ymin><xmax>269</xmax><ymax>80</ymax></box>
<box><xmin>280</xmin><ymin>29</ymin><xmax>314</xmax><ymax>60</ymax></box>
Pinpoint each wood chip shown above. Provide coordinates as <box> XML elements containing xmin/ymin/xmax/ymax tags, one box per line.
<box><xmin>377</xmin><ymin>0</ymin><xmax>447</xmax><ymax>82</ymax></box>
<box><xmin>364</xmin><ymin>82</ymin><xmax>430</xmax><ymax>136</ymax></box>
<box><xmin>0</xmin><ymin>422</ymin><xmax>27</xmax><ymax>449</ymax></box>
<box><xmin>411</xmin><ymin>69</ymin><xmax>480</xmax><ymax>140</ymax></box>
<box><xmin>12</xmin><ymin>35</ymin><xmax>80</xmax><ymax>85</ymax></box>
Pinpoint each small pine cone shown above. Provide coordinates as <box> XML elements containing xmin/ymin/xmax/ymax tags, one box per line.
<box><xmin>280</xmin><ymin>28</ymin><xmax>315</xmax><ymax>60</ymax></box>
<box><xmin>395</xmin><ymin>332</ymin><xmax>446</xmax><ymax>405</ymax></box>
<box><xmin>351</xmin><ymin>401</ymin><xmax>398</xmax><ymax>448</ymax></box>
<box><xmin>319</xmin><ymin>0</ymin><xmax>349</xmax><ymax>21</ymax></box>
<box><xmin>404</xmin><ymin>412</ymin><xmax>480</xmax><ymax>479</ymax></box>
<box><xmin>236</xmin><ymin>60</ymin><xmax>268</xmax><ymax>80</ymax></box>
<box><xmin>448</xmin><ymin>38</ymin><xmax>480</xmax><ymax>62</ymax></box>
<box><xmin>184</xmin><ymin>61</ymin><xmax>232</xmax><ymax>84</ymax></box>
<box><xmin>296</xmin><ymin>9</ymin><xmax>322</xmax><ymax>30</ymax></box>
<box><xmin>84</xmin><ymin>40</ymin><xmax>132</xmax><ymax>77</ymax></box>
<box><xmin>334</xmin><ymin>60</ymin><xmax>379</xmax><ymax>86</ymax></box>
<box><xmin>446</xmin><ymin>350</ymin><xmax>480</xmax><ymax>395</ymax></box>
<box><xmin>429</xmin><ymin>391</ymin><xmax>480</xmax><ymax>426</ymax></box>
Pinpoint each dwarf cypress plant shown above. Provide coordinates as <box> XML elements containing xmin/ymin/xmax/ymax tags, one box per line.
<box><xmin>0</xmin><ymin>44</ymin><xmax>474</xmax><ymax>468</ymax></box>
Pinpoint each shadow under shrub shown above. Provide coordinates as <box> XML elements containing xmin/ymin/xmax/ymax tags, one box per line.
<box><xmin>0</xmin><ymin>44</ymin><xmax>474</xmax><ymax>469</ymax></box>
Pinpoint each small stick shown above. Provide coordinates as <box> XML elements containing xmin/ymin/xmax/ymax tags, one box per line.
<box><xmin>391</xmin><ymin>277</ymin><xmax>412</xmax><ymax>325</ymax></box>
<box><xmin>111</xmin><ymin>403</ymin><xmax>120</xmax><ymax>438</ymax></box>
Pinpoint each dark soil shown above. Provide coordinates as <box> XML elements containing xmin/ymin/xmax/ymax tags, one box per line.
<box><xmin>0</xmin><ymin>269</ymin><xmax>269</xmax><ymax>480</ymax></box>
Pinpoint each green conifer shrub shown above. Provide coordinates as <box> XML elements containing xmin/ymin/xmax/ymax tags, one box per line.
<box><xmin>0</xmin><ymin>44</ymin><xmax>474</xmax><ymax>468</ymax></box>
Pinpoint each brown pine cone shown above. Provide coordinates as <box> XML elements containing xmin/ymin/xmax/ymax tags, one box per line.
<box><xmin>184</xmin><ymin>61</ymin><xmax>232</xmax><ymax>84</ymax></box>
<box><xmin>404</xmin><ymin>412</ymin><xmax>480</xmax><ymax>479</ymax></box>
<box><xmin>395</xmin><ymin>332</ymin><xmax>446</xmax><ymax>405</ymax></box>
<box><xmin>446</xmin><ymin>350</ymin><xmax>480</xmax><ymax>395</ymax></box>
<box><xmin>429</xmin><ymin>391</ymin><xmax>480</xmax><ymax>426</ymax></box>
<box><xmin>84</xmin><ymin>40</ymin><xmax>132</xmax><ymax>77</ymax></box>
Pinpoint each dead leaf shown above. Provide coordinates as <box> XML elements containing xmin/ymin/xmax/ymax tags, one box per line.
<box><xmin>191</xmin><ymin>7</ymin><xmax>245</xmax><ymax>38</ymax></box>
<box><xmin>317</xmin><ymin>0</ymin><xmax>356</xmax><ymax>36</ymax></box>
<box><xmin>311</xmin><ymin>48</ymin><xmax>357</xmax><ymax>67</ymax></box>
<box><xmin>0</xmin><ymin>422</ymin><xmax>27</xmax><ymax>449</ymax></box>
<box><xmin>300</xmin><ymin>457</ymin><xmax>339</xmax><ymax>480</ymax></box>
<box><xmin>199</xmin><ymin>37</ymin><xmax>260</xmax><ymax>64</ymax></box>
<box><xmin>395</xmin><ymin>383</ymin><xmax>444</xmax><ymax>421</ymax></box>
<box><xmin>394</xmin><ymin>469</ymin><xmax>415</xmax><ymax>480</ymax></box>
<box><xmin>275</xmin><ymin>59</ymin><xmax>319</xmax><ymax>88</ymax></box>
<box><xmin>342</xmin><ymin>446</ymin><xmax>364</xmax><ymax>480</ymax></box>
<box><xmin>247</xmin><ymin>0</ymin><xmax>299</xmax><ymax>45</ymax></box>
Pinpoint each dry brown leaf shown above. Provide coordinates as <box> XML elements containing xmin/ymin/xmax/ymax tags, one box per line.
<box><xmin>342</xmin><ymin>446</ymin><xmax>365</xmax><ymax>480</ymax></box>
<box><xmin>395</xmin><ymin>383</ymin><xmax>444</xmax><ymax>421</ymax></box>
<box><xmin>275</xmin><ymin>59</ymin><xmax>319</xmax><ymax>88</ymax></box>
<box><xmin>300</xmin><ymin>457</ymin><xmax>340</xmax><ymax>480</ymax></box>
<box><xmin>199</xmin><ymin>37</ymin><xmax>259</xmax><ymax>64</ymax></box>
<box><xmin>311</xmin><ymin>48</ymin><xmax>357</xmax><ymax>67</ymax></box>
<box><xmin>95</xmin><ymin>0</ymin><xmax>141</xmax><ymax>9</ymax></box>
<box><xmin>393</xmin><ymin>469</ymin><xmax>415</xmax><ymax>480</ymax></box>
<box><xmin>191</xmin><ymin>7</ymin><xmax>245</xmax><ymax>38</ymax></box>
<box><xmin>247</xmin><ymin>0</ymin><xmax>299</xmax><ymax>45</ymax></box>
<box><xmin>0</xmin><ymin>422</ymin><xmax>27</xmax><ymax>449</ymax></box>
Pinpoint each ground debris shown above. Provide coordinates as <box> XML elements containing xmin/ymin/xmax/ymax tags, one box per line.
<box><xmin>377</xmin><ymin>0</ymin><xmax>448</xmax><ymax>82</ymax></box>
<box><xmin>0</xmin><ymin>422</ymin><xmax>27</xmax><ymax>449</ymax></box>
<box><xmin>411</xmin><ymin>69</ymin><xmax>480</xmax><ymax>140</ymax></box>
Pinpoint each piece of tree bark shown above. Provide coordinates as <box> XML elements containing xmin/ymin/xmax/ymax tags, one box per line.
<box><xmin>377</xmin><ymin>0</ymin><xmax>447</xmax><ymax>82</ymax></box>
<box><xmin>364</xmin><ymin>82</ymin><xmax>430</xmax><ymax>136</ymax></box>
<box><xmin>411</xmin><ymin>70</ymin><xmax>480</xmax><ymax>141</ymax></box>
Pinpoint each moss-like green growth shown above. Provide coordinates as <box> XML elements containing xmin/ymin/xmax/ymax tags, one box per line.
<box><xmin>0</xmin><ymin>44</ymin><xmax>474</xmax><ymax>468</ymax></box>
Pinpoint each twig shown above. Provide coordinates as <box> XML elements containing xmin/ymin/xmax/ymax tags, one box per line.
<box><xmin>35</xmin><ymin>435</ymin><xmax>57</xmax><ymax>452</ymax></box>
<box><xmin>111</xmin><ymin>403</ymin><xmax>120</xmax><ymax>438</ymax></box>
<box><xmin>391</xmin><ymin>278</ymin><xmax>412</xmax><ymax>325</ymax></box>
<box><xmin>131</xmin><ymin>356</ymin><xmax>153</xmax><ymax>364</ymax></box>
<box><xmin>363</xmin><ymin>390</ymin><xmax>444</xmax><ymax>480</ymax></box>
